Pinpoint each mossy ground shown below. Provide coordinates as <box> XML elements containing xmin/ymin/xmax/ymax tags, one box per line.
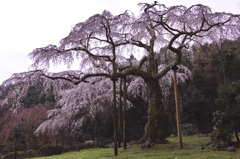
<box><xmin>28</xmin><ymin>136</ymin><xmax>240</xmax><ymax>159</ymax></box>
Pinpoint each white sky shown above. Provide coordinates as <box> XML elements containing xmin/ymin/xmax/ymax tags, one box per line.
<box><xmin>0</xmin><ymin>0</ymin><xmax>239</xmax><ymax>84</ymax></box>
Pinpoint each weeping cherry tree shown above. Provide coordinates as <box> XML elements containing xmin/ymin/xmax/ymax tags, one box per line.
<box><xmin>29</xmin><ymin>2</ymin><xmax>240</xmax><ymax>150</ymax></box>
<box><xmin>30</xmin><ymin>10</ymin><xmax>133</xmax><ymax>155</ymax></box>
<box><xmin>117</xmin><ymin>2</ymin><xmax>240</xmax><ymax>147</ymax></box>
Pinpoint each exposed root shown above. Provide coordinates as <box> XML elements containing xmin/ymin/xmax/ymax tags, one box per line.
<box><xmin>139</xmin><ymin>136</ymin><xmax>169</xmax><ymax>149</ymax></box>
<box><xmin>141</xmin><ymin>139</ymin><xmax>155</xmax><ymax>149</ymax></box>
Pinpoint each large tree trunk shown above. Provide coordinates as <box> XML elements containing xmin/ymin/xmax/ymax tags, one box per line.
<box><xmin>142</xmin><ymin>79</ymin><xmax>166</xmax><ymax>147</ymax></box>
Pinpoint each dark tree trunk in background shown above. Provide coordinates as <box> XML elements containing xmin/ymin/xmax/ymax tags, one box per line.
<box><xmin>94</xmin><ymin>115</ymin><xmax>100</xmax><ymax>147</ymax></box>
<box><xmin>55</xmin><ymin>139</ymin><xmax>58</xmax><ymax>154</ymax></box>
<box><xmin>235</xmin><ymin>131</ymin><xmax>240</xmax><ymax>143</ymax></box>
<box><xmin>14</xmin><ymin>141</ymin><xmax>17</xmax><ymax>159</ymax></box>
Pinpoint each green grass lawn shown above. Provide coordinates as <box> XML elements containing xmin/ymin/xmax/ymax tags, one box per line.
<box><xmin>28</xmin><ymin>136</ymin><xmax>240</xmax><ymax>159</ymax></box>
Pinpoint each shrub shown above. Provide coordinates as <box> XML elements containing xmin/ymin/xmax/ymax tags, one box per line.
<box><xmin>2</xmin><ymin>149</ymin><xmax>37</xmax><ymax>159</ymax></box>
<box><xmin>212</xmin><ymin>81</ymin><xmax>240</xmax><ymax>145</ymax></box>
<box><xmin>38</xmin><ymin>144</ymin><xmax>66</xmax><ymax>157</ymax></box>
<box><xmin>25</xmin><ymin>149</ymin><xmax>38</xmax><ymax>158</ymax></box>
<box><xmin>181</xmin><ymin>123</ymin><xmax>196</xmax><ymax>136</ymax></box>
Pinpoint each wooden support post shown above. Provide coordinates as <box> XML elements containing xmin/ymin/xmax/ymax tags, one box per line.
<box><xmin>118</xmin><ymin>78</ymin><xmax>122</xmax><ymax>148</ymax></box>
<box><xmin>173</xmin><ymin>66</ymin><xmax>183</xmax><ymax>149</ymax></box>
<box><xmin>123</xmin><ymin>77</ymin><xmax>127</xmax><ymax>149</ymax></box>
<box><xmin>112</xmin><ymin>80</ymin><xmax>118</xmax><ymax>155</ymax></box>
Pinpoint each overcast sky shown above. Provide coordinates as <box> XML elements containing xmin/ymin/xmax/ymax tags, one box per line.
<box><xmin>0</xmin><ymin>0</ymin><xmax>239</xmax><ymax>84</ymax></box>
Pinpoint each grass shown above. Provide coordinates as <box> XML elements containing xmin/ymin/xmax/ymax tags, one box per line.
<box><xmin>28</xmin><ymin>136</ymin><xmax>240</xmax><ymax>159</ymax></box>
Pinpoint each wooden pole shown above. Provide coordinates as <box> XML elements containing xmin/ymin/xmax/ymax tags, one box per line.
<box><xmin>112</xmin><ymin>80</ymin><xmax>118</xmax><ymax>155</ymax></box>
<box><xmin>118</xmin><ymin>78</ymin><xmax>122</xmax><ymax>148</ymax></box>
<box><xmin>123</xmin><ymin>77</ymin><xmax>127</xmax><ymax>149</ymax></box>
<box><xmin>173</xmin><ymin>66</ymin><xmax>183</xmax><ymax>149</ymax></box>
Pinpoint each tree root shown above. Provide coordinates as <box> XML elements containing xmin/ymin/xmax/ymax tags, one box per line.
<box><xmin>139</xmin><ymin>135</ymin><xmax>169</xmax><ymax>149</ymax></box>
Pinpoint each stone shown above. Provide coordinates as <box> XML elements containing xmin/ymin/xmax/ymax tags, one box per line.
<box><xmin>141</xmin><ymin>140</ymin><xmax>155</xmax><ymax>149</ymax></box>
<box><xmin>104</xmin><ymin>142</ymin><xmax>114</xmax><ymax>148</ymax></box>
<box><xmin>129</xmin><ymin>140</ymin><xmax>137</xmax><ymax>145</ymax></box>
<box><xmin>189</xmin><ymin>146</ymin><xmax>195</xmax><ymax>149</ymax></box>
<box><xmin>205</xmin><ymin>142</ymin><xmax>211</xmax><ymax>146</ymax></box>
<box><xmin>208</xmin><ymin>145</ymin><xmax>213</xmax><ymax>149</ymax></box>
<box><xmin>79</xmin><ymin>140</ymin><xmax>95</xmax><ymax>149</ymax></box>
<box><xmin>227</xmin><ymin>146</ymin><xmax>235</xmax><ymax>151</ymax></box>
<box><xmin>199</xmin><ymin>146</ymin><xmax>204</xmax><ymax>150</ymax></box>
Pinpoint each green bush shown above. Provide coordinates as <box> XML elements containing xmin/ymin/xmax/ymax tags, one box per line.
<box><xmin>2</xmin><ymin>149</ymin><xmax>37</xmax><ymax>159</ymax></box>
<box><xmin>38</xmin><ymin>144</ymin><xmax>66</xmax><ymax>157</ymax></box>
<box><xmin>181</xmin><ymin>123</ymin><xmax>196</xmax><ymax>136</ymax></box>
<box><xmin>212</xmin><ymin>81</ymin><xmax>240</xmax><ymax>145</ymax></box>
<box><xmin>25</xmin><ymin>149</ymin><xmax>38</xmax><ymax>158</ymax></box>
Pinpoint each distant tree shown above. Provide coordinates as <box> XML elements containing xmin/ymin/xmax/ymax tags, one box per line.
<box><xmin>30</xmin><ymin>10</ymin><xmax>133</xmax><ymax>155</ymax></box>
<box><xmin>192</xmin><ymin>39</ymin><xmax>240</xmax><ymax>135</ymax></box>
<box><xmin>213</xmin><ymin>81</ymin><xmax>240</xmax><ymax>144</ymax></box>
<box><xmin>193</xmin><ymin>39</ymin><xmax>240</xmax><ymax>109</ymax></box>
<box><xmin>29</xmin><ymin>2</ymin><xmax>240</xmax><ymax>149</ymax></box>
<box><xmin>0</xmin><ymin>104</ymin><xmax>49</xmax><ymax>150</ymax></box>
<box><xmin>181</xmin><ymin>85</ymin><xmax>209</xmax><ymax>133</ymax></box>
<box><xmin>34</xmin><ymin>77</ymin><xmax>133</xmax><ymax>145</ymax></box>
<box><xmin>0</xmin><ymin>71</ymin><xmax>72</xmax><ymax>109</ymax></box>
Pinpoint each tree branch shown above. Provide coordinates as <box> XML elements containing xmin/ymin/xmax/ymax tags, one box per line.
<box><xmin>77</xmin><ymin>73</ymin><xmax>111</xmax><ymax>84</ymax></box>
<box><xmin>118</xmin><ymin>66</ymin><xmax>149</xmax><ymax>80</ymax></box>
<box><xmin>130</xmin><ymin>38</ymin><xmax>149</xmax><ymax>50</ymax></box>
<box><xmin>138</xmin><ymin>56</ymin><xmax>148</xmax><ymax>68</ymax></box>
<box><xmin>41</xmin><ymin>71</ymin><xmax>111</xmax><ymax>85</ymax></box>
<box><xmin>63</xmin><ymin>47</ymin><xmax>112</xmax><ymax>62</ymax></box>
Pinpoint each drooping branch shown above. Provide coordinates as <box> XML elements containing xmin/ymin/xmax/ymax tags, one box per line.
<box><xmin>41</xmin><ymin>71</ymin><xmax>111</xmax><ymax>85</ymax></box>
<box><xmin>118</xmin><ymin>66</ymin><xmax>149</xmax><ymax>80</ymax></box>
<box><xmin>63</xmin><ymin>47</ymin><xmax>112</xmax><ymax>62</ymax></box>
<box><xmin>42</xmin><ymin>73</ymin><xmax>77</xmax><ymax>84</ymax></box>
<box><xmin>130</xmin><ymin>38</ymin><xmax>149</xmax><ymax>50</ymax></box>
<box><xmin>79</xmin><ymin>73</ymin><xmax>111</xmax><ymax>84</ymax></box>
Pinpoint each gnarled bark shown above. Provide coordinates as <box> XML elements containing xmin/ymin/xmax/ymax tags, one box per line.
<box><xmin>141</xmin><ymin>79</ymin><xmax>166</xmax><ymax>147</ymax></box>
